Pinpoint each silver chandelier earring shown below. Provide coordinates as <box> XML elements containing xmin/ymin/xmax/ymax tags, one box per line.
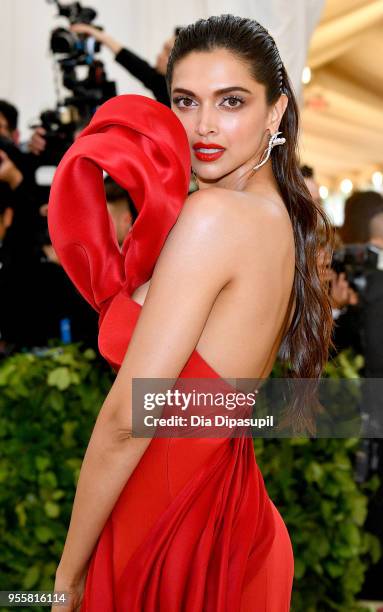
<box><xmin>252</xmin><ymin>131</ymin><xmax>286</xmax><ymax>173</ymax></box>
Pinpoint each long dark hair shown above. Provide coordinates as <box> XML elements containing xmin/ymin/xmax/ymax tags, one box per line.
<box><xmin>166</xmin><ymin>15</ymin><xmax>335</xmax><ymax>434</ymax></box>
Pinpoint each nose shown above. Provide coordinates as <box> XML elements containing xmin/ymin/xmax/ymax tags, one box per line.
<box><xmin>195</xmin><ymin>104</ymin><xmax>218</xmax><ymax>137</ymax></box>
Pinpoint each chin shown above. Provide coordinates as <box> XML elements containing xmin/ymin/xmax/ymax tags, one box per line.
<box><xmin>195</xmin><ymin>162</ymin><xmax>230</xmax><ymax>180</ymax></box>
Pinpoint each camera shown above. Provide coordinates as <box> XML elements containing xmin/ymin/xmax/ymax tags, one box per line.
<box><xmin>35</xmin><ymin>0</ymin><xmax>117</xmax><ymax>165</ymax></box>
<box><xmin>331</xmin><ymin>243</ymin><xmax>383</xmax><ymax>297</ymax></box>
<box><xmin>49</xmin><ymin>0</ymin><xmax>101</xmax><ymax>62</ymax></box>
<box><xmin>49</xmin><ymin>0</ymin><xmax>97</xmax><ymax>24</ymax></box>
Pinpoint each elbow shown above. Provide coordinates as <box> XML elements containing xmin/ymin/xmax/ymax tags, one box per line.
<box><xmin>104</xmin><ymin>420</ymin><xmax>133</xmax><ymax>447</ymax></box>
<box><xmin>98</xmin><ymin>400</ymin><xmax>133</xmax><ymax>444</ymax></box>
<box><xmin>113</xmin><ymin>426</ymin><xmax>133</xmax><ymax>443</ymax></box>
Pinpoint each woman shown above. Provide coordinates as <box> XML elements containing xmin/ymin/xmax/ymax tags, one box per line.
<box><xmin>48</xmin><ymin>15</ymin><xmax>334</xmax><ymax>611</ymax></box>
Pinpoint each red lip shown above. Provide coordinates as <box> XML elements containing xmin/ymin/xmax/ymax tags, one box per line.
<box><xmin>193</xmin><ymin>142</ymin><xmax>225</xmax><ymax>150</ymax></box>
<box><xmin>193</xmin><ymin>142</ymin><xmax>226</xmax><ymax>162</ymax></box>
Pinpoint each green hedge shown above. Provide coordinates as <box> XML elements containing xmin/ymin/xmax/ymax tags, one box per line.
<box><xmin>0</xmin><ymin>344</ymin><xmax>113</xmax><ymax>611</ymax></box>
<box><xmin>0</xmin><ymin>344</ymin><xmax>381</xmax><ymax>611</ymax></box>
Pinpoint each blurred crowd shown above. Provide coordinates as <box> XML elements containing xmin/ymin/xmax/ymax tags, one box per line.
<box><xmin>0</xmin><ymin>23</ymin><xmax>175</xmax><ymax>358</ymax></box>
<box><xmin>310</xmin><ymin>170</ymin><xmax>383</xmax><ymax>380</ymax></box>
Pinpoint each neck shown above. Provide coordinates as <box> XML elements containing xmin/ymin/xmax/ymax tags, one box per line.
<box><xmin>196</xmin><ymin>157</ymin><xmax>278</xmax><ymax>194</ymax></box>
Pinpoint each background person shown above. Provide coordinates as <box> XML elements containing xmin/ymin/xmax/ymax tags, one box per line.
<box><xmin>0</xmin><ymin>100</ymin><xmax>20</xmax><ymax>144</ymax></box>
<box><xmin>28</xmin><ymin>28</ymin><xmax>175</xmax><ymax>157</ymax></box>
<box><xmin>70</xmin><ymin>24</ymin><xmax>174</xmax><ymax>106</ymax></box>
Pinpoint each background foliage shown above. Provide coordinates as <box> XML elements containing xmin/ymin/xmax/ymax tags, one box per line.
<box><xmin>0</xmin><ymin>344</ymin><xmax>381</xmax><ymax>611</ymax></box>
<box><xmin>254</xmin><ymin>348</ymin><xmax>381</xmax><ymax>611</ymax></box>
<box><xmin>0</xmin><ymin>344</ymin><xmax>112</xmax><ymax>612</ymax></box>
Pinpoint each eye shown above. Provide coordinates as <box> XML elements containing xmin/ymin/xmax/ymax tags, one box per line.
<box><xmin>172</xmin><ymin>96</ymin><xmax>197</xmax><ymax>108</ymax></box>
<box><xmin>220</xmin><ymin>95</ymin><xmax>245</xmax><ymax>109</ymax></box>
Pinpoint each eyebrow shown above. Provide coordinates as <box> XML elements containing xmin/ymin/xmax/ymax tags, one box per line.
<box><xmin>172</xmin><ymin>86</ymin><xmax>252</xmax><ymax>96</ymax></box>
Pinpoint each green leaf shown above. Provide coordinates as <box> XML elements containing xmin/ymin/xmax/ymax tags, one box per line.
<box><xmin>15</xmin><ymin>502</ymin><xmax>27</xmax><ymax>527</ymax></box>
<box><xmin>35</xmin><ymin>456</ymin><xmax>51</xmax><ymax>472</ymax></box>
<box><xmin>52</xmin><ymin>489</ymin><xmax>65</xmax><ymax>500</ymax></box>
<box><xmin>350</xmin><ymin>495</ymin><xmax>367</xmax><ymax>526</ymax></box>
<box><xmin>304</xmin><ymin>461</ymin><xmax>324</xmax><ymax>483</ymax></box>
<box><xmin>316</xmin><ymin>536</ymin><xmax>330</xmax><ymax>558</ymax></box>
<box><xmin>34</xmin><ymin>526</ymin><xmax>54</xmax><ymax>543</ymax></box>
<box><xmin>47</xmin><ymin>367</ymin><xmax>72</xmax><ymax>390</ymax></box>
<box><xmin>22</xmin><ymin>565</ymin><xmax>41</xmax><ymax>589</ymax></box>
<box><xmin>83</xmin><ymin>348</ymin><xmax>96</xmax><ymax>360</ymax></box>
<box><xmin>289</xmin><ymin>438</ymin><xmax>310</xmax><ymax>446</ymax></box>
<box><xmin>38</xmin><ymin>471</ymin><xmax>58</xmax><ymax>488</ymax></box>
<box><xmin>325</xmin><ymin>560</ymin><xmax>344</xmax><ymax>578</ymax></box>
<box><xmin>48</xmin><ymin>390</ymin><xmax>65</xmax><ymax>412</ymax></box>
<box><xmin>44</xmin><ymin>501</ymin><xmax>60</xmax><ymax>518</ymax></box>
<box><xmin>340</xmin><ymin>523</ymin><xmax>361</xmax><ymax>547</ymax></box>
<box><xmin>0</xmin><ymin>361</ymin><xmax>17</xmax><ymax>385</ymax></box>
<box><xmin>294</xmin><ymin>558</ymin><xmax>306</xmax><ymax>579</ymax></box>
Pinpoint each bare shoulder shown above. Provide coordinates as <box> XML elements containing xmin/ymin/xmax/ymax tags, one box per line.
<box><xmin>163</xmin><ymin>187</ymin><xmax>240</xmax><ymax>263</ymax></box>
<box><xmin>177</xmin><ymin>187</ymin><xmax>239</xmax><ymax>231</ymax></box>
<box><xmin>180</xmin><ymin>186</ymin><xmax>294</xmax><ymax>256</ymax></box>
<box><xmin>152</xmin><ymin>188</ymin><xmax>239</xmax><ymax>288</ymax></box>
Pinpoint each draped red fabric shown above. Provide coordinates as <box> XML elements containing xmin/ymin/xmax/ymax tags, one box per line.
<box><xmin>47</xmin><ymin>95</ymin><xmax>293</xmax><ymax>611</ymax></box>
<box><xmin>48</xmin><ymin>94</ymin><xmax>191</xmax><ymax>370</ymax></box>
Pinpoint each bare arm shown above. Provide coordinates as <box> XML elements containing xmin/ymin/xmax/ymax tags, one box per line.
<box><xmin>70</xmin><ymin>24</ymin><xmax>123</xmax><ymax>55</ymax></box>
<box><xmin>55</xmin><ymin>190</ymin><xmax>236</xmax><ymax>585</ymax></box>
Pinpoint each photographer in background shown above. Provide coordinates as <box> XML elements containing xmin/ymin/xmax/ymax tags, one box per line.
<box><xmin>29</xmin><ymin>2</ymin><xmax>117</xmax><ymax>161</ymax></box>
<box><xmin>358</xmin><ymin>202</ymin><xmax>383</xmax><ymax>378</ymax></box>
<box><xmin>347</xmin><ymin>193</ymin><xmax>383</xmax><ymax>602</ymax></box>
<box><xmin>303</xmin><ymin>164</ymin><xmax>359</xmax><ymax>352</ymax></box>
<box><xmin>0</xmin><ymin>185</ymin><xmax>40</xmax><ymax>355</ymax></box>
<box><xmin>29</xmin><ymin>24</ymin><xmax>175</xmax><ymax>156</ymax></box>
<box><xmin>330</xmin><ymin>191</ymin><xmax>383</xmax><ymax>359</ymax></box>
<box><xmin>0</xmin><ymin>188</ymin><xmax>17</xmax><ymax>355</ymax></box>
<box><xmin>26</xmin><ymin>219</ymin><xmax>99</xmax><ymax>350</ymax></box>
<box><xmin>26</xmin><ymin>177</ymin><xmax>137</xmax><ymax>350</ymax></box>
<box><xmin>0</xmin><ymin>101</ymin><xmax>20</xmax><ymax>145</ymax></box>
<box><xmin>0</xmin><ymin>100</ymin><xmax>41</xmax><ymax>253</ymax></box>
<box><xmin>0</xmin><ymin>99</ymin><xmax>38</xmax><ymax>177</ymax></box>
<box><xmin>71</xmin><ymin>24</ymin><xmax>174</xmax><ymax>105</ymax></box>
<box><xmin>29</xmin><ymin>24</ymin><xmax>174</xmax><ymax>159</ymax></box>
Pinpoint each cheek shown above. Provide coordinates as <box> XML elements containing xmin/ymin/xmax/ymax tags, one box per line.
<box><xmin>171</xmin><ymin>109</ymin><xmax>194</xmax><ymax>140</ymax></box>
<box><xmin>220</xmin><ymin>110</ymin><xmax>264</xmax><ymax>149</ymax></box>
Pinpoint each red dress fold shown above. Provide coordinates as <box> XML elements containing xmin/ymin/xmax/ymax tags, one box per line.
<box><xmin>48</xmin><ymin>94</ymin><xmax>294</xmax><ymax>611</ymax></box>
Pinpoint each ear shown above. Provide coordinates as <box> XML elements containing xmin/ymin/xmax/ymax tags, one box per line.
<box><xmin>267</xmin><ymin>93</ymin><xmax>288</xmax><ymax>133</ymax></box>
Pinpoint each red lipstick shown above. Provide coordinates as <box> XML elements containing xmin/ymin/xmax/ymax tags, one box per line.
<box><xmin>193</xmin><ymin>141</ymin><xmax>226</xmax><ymax>162</ymax></box>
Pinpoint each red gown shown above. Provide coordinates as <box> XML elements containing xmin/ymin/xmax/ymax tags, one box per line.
<box><xmin>48</xmin><ymin>94</ymin><xmax>294</xmax><ymax>611</ymax></box>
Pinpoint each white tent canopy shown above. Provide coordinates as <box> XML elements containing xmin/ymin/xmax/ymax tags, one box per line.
<box><xmin>301</xmin><ymin>0</ymin><xmax>383</xmax><ymax>190</ymax></box>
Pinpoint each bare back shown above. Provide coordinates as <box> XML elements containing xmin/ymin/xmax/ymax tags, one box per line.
<box><xmin>131</xmin><ymin>188</ymin><xmax>296</xmax><ymax>381</ymax></box>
